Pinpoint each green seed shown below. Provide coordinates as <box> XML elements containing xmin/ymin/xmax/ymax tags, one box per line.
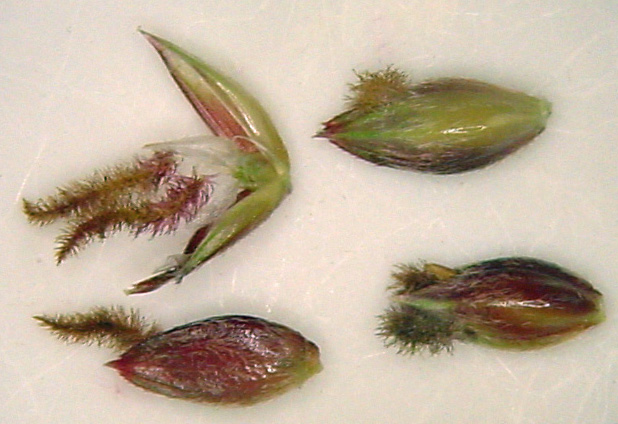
<box><xmin>318</xmin><ymin>69</ymin><xmax>551</xmax><ymax>174</ymax></box>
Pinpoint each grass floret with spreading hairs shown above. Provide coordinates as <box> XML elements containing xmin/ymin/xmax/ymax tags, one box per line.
<box><xmin>318</xmin><ymin>69</ymin><xmax>552</xmax><ymax>174</ymax></box>
<box><xmin>23</xmin><ymin>31</ymin><xmax>291</xmax><ymax>294</ymax></box>
<box><xmin>36</xmin><ymin>309</ymin><xmax>322</xmax><ymax>405</ymax></box>
<box><xmin>378</xmin><ymin>257</ymin><xmax>605</xmax><ymax>354</ymax></box>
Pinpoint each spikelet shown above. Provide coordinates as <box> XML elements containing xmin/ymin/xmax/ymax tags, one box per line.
<box><xmin>36</xmin><ymin>309</ymin><xmax>322</xmax><ymax>405</ymax></box>
<box><xmin>34</xmin><ymin>306</ymin><xmax>160</xmax><ymax>352</ymax></box>
<box><xmin>318</xmin><ymin>70</ymin><xmax>551</xmax><ymax>174</ymax></box>
<box><xmin>378</xmin><ymin>257</ymin><xmax>605</xmax><ymax>354</ymax></box>
<box><xmin>23</xmin><ymin>32</ymin><xmax>292</xmax><ymax>293</ymax></box>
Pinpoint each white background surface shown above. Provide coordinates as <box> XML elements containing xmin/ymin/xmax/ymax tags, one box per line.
<box><xmin>2</xmin><ymin>1</ymin><xmax>618</xmax><ymax>423</ymax></box>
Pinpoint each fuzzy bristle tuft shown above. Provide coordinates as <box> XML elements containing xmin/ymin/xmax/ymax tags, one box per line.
<box><xmin>34</xmin><ymin>306</ymin><xmax>160</xmax><ymax>352</ymax></box>
<box><xmin>377</xmin><ymin>305</ymin><xmax>454</xmax><ymax>355</ymax></box>
<box><xmin>52</xmin><ymin>172</ymin><xmax>212</xmax><ymax>264</ymax></box>
<box><xmin>390</xmin><ymin>263</ymin><xmax>438</xmax><ymax>294</ymax></box>
<box><xmin>23</xmin><ymin>151</ymin><xmax>177</xmax><ymax>226</ymax></box>
<box><xmin>347</xmin><ymin>66</ymin><xmax>411</xmax><ymax>111</ymax></box>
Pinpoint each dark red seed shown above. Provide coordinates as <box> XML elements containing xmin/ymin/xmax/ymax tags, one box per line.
<box><xmin>106</xmin><ymin>315</ymin><xmax>322</xmax><ymax>404</ymax></box>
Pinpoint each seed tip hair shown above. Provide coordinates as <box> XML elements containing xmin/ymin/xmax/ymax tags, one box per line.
<box><xmin>390</xmin><ymin>262</ymin><xmax>439</xmax><ymax>294</ymax></box>
<box><xmin>33</xmin><ymin>306</ymin><xmax>160</xmax><ymax>352</ymax></box>
<box><xmin>377</xmin><ymin>305</ymin><xmax>454</xmax><ymax>355</ymax></box>
<box><xmin>347</xmin><ymin>66</ymin><xmax>411</xmax><ymax>111</ymax></box>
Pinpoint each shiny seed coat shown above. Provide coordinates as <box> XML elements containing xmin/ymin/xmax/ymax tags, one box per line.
<box><xmin>107</xmin><ymin>315</ymin><xmax>322</xmax><ymax>404</ymax></box>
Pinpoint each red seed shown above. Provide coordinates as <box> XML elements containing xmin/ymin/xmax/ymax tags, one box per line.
<box><xmin>380</xmin><ymin>257</ymin><xmax>605</xmax><ymax>353</ymax></box>
<box><xmin>106</xmin><ymin>315</ymin><xmax>322</xmax><ymax>404</ymax></box>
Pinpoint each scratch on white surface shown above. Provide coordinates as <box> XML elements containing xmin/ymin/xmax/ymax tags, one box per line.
<box><xmin>4</xmin><ymin>349</ymin><xmax>81</xmax><ymax>409</ymax></box>
<box><xmin>361</xmin><ymin>351</ymin><xmax>387</xmax><ymax>360</ymax></box>
<box><xmin>493</xmin><ymin>356</ymin><xmax>521</xmax><ymax>384</ymax></box>
<box><xmin>387</xmin><ymin>215</ymin><xmax>448</xmax><ymax>243</ymax></box>
<box><xmin>571</xmin><ymin>368</ymin><xmax>605</xmax><ymax>424</ymax></box>
<box><xmin>314</xmin><ymin>212</ymin><xmax>446</xmax><ymax>289</ymax></box>
<box><xmin>556</xmin><ymin>28</ymin><xmax>614</xmax><ymax>75</ymax></box>
<box><xmin>258</xmin><ymin>0</ymin><xmax>273</xmax><ymax>11</ymax></box>
<box><xmin>282</xmin><ymin>0</ymin><xmax>299</xmax><ymax>30</ymax></box>
<box><xmin>483</xmin><ymin>194</ymin><xmax>515</xmax><ymax>248</ymax></box>
<box><xmin>229</xmin><ymin>266</ymin><xmax>239</xmax><ymax>293</ymax></box>
<box><xmin>16</xmin><ymin>2</ymin><xmax>85</xmax><ymax>202</ymax></box>
<box><xmin>13</xmin><ymin>142</ymin><xmax>49</xmax><ymax>204</ymax></box>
